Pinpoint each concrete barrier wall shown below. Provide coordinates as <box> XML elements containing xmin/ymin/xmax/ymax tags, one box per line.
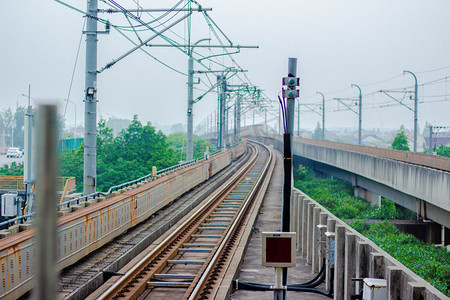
<box><xmin>291</xmin><ymin>188</ymin><xmax>448</xmax><ymax>300</ymax></box>
<box><xmin>292</xmin><ymin>141</ymin><xmax>450</xmax><ymax>213</ymax></box>
<box><xmin>251</xmin><ymin>135</ymin><xmax>450</xmax><ymax>228</ymax></box>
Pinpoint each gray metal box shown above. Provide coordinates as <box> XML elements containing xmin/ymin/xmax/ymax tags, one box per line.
<box><xmin>1</xmin><ymin>193</ymin><xmax>18</xmax><ymax>217</ymax></box>
<box><xmin>362</xmin><ymin>278</ymin><xmax>387</xmax><ymax>300</ymax></box>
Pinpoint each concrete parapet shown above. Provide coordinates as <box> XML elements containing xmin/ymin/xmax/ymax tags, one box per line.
<box><xmin>292</xmin><ymin>187</ymin><xmax>448</xmax><ymax>300</ymax></box>
<box><xmin>344</xmin><ymin>233</ymin><xmax>356</xmax><ymax>300</ymax></box>
<box><xmin>19</xmin><ymin>223</ymin><xmax>32</xmax><ymax>232</ymax></box>
<box><xmin>306</xmin><ymin>203</ymin><xmax>314</xmax><ymax>263</ymax></box>
<box><xmin>334</xmin><ymin>225</ymin><xmax>346</xmax><ymax>300</ymax></box>
<box><xmin>8</xmin><ymin>224</ymin><xmax>20</xmax><ymax>235</ymax></box>
<box><xmin>369</xmin><ymin>252</ymin><xmax>385</xmax><ymax>279</ymax></box>
<box><xmin>312</xmin><ymin>207</ymin><xmax>321</xmax><ymax>273</ymax></box>
<box><xmin>71</xmin><ymin>205</ymin><xmax>83</xmax><ymax>212</ymax></box>
<box><xmin>107</xmin><ymin>191</ymin><xmax>119</xmax><ymax>199</ymax></box>
<box><xmin>0</xmin><ymin>230</ymin><xmax>11</xmax><ymax>239</ymax></box>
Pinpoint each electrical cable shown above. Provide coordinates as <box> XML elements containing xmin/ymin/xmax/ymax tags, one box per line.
<box><xmin>64</xmin><ymin>19</ymin><xmax>86</xmax><ymax>119</ymax></box>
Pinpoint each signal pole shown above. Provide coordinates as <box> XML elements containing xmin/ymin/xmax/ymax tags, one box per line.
<box><xmin>279</xmin><ymin>58</ymin><xmax>299</xmax><ymax>300</ymax></box>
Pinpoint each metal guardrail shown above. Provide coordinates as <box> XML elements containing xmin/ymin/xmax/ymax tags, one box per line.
<box><xmin>0</xmin><ymin>176</ymin><xmax>75</xmax><ymax>191</ymax></box>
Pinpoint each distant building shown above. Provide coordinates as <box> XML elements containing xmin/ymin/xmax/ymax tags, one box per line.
<box><xmin>361</xmin><ymin>135</ymin><xmax>388</xmax><ymax>148</ymax></box>
<box><xmin>424</xmin><ymin>136</ymin><xmax>450</xmax><ymax>149</ymax></box>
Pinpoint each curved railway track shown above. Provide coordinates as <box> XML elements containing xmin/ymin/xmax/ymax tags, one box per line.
<box><xmin>50</xmin><ymin>144</ymin><xmax>252</xmax><ymax>300</ymax></box>
<box><xmin>95</xmin><ymin>142</ymin><xmax>272</xmax><ymax>300</ymax></box>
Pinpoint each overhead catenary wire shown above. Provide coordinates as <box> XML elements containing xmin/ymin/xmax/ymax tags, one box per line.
<box><xmin>64</xmin><ymin>19</ymin><xmax>86</xmax><ymax>119</ymax></box>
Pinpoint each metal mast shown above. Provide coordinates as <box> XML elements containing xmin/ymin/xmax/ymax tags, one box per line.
<box><xmin>351</xmin><ymin>84</ymin><xmax>362</xmax><ymax>145</ymax></box>
<box><xmin>316</xmin><ymin>91</ymin><xmax>325</xmax><ymax>140</ymax></box>
<box><xmin>404</xmin><ymin>70</ymin><xmax>418</xmax><ymax>152</ymax></box>
<box><xmin>187</xmin><ymin>38</ymin><xmax>211</xmax><ymax>161</ymax></box>
<box><xmin>84</xmin><ymin>0</ymin><xmax>98</xmax><ymax>195</ymax></box>
<box><xmin>217</xmin><ymin>75</ymin><xmax>227</xmax><ymax>149</ymax></box>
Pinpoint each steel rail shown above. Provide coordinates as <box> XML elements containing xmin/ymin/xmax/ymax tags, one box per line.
<box><xmin>97</xmin><ymin>144</ymin><xmax>259</xmax><ymax>300</ymax></box>
<box><xmin>186</xmin><ymin>142</ymin><xmax>272</xmax><ymax>299</ymax></box>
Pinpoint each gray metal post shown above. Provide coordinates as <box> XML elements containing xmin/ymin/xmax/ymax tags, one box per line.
<box><xmin>404</xmin><ymin>70</ymin><xmax>418</xmax><ymax>152</ymax></box>
<box><xmin>278</xmin><ymin>106</ymin><xmax>281</xmax><ymax>134</ymax></box>
<box><xmin>285</xmin><ymin>59</ymin><xmax>297</xmax><ymax>135</ymax></box>
<box><xmin>217</xmin><ymin>75</ymin><xmax>226</xmax><ymax>149</ymax></box>
<box><xmin>235</xmin><ymin>94</ymin><xmax>241</xmax><ymax>143</ymax></box>
<box><xmin>187</xmin><ymin>56</ymin><xmax>194</xmax><ymax>160</ymax></box>
<box><xmin>280</xmin><ymin>57</ymin><xmax>298</xmax><ymax>300</ymax></box>
<box><xmin>351</xmin><ymin>84</ymin><xmax>362</xmax><ymax>145</ymax></box>
<box><xmin>316</xmin><ymin>91</ymin><xmax>325</xmax><ymax>140</ymax></box>
<box><xmin>24</xmin><ymin>85</ymin><xmax>35</xmax><ymax>214</ymax></box>
<box><xmin>187</xmin><ymin>38</ymin><xmax>210</xmax><ymax>160</ymax></box>
<box><xmin>33</xmin><ymin>105</ymin><xmax>58</xmax><ymax>300</ymax></box>
<box><xmin>264</xmin><ymin>109</ymin><xmax>267</xmax><ymax>132</ymax></box>
<box><xmin>84</xmin><ymin>0</ymin><xmax>98</xmax><ymax>195</ymax></box>
<box><xmin>429</xmin><ymin>126</ymin><xmax>433</xmax><ymax>155</ymax></box>
<box><xmin>297</xmin><ymin>101</ymin><xmax>300</xmax><ymax>136</ymax></box>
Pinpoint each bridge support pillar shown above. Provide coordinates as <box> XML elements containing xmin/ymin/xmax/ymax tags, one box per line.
<box><xmin>354</xmin><ymin>187</ymin><xmax>381</xmax><ymax>207</ymax></box>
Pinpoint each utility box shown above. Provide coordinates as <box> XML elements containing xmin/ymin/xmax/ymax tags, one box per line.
<box><xmin>1</xmin><ymin>193</ymin><xmax>18</xmax><ymax>217</ymax></box>
<box><xmin>362</xmin><ymin>278</ymin><xmax>387</xmax><ymax>300</ymax></box>
<box><xmin>262</xmin><ymin>232</ymin><xmax>296</xmax><ymax>267</ymax></box>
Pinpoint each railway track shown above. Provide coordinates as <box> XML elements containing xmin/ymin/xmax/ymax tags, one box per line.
<box><xmin>13</xmin><ymin>145</ymin><xmax>251</xmax><ymax>300</ymax></box>
<box><xmin>94</xmin><ymin>142</ymin><xmax>272</xmax><ymax>300</ymax></box>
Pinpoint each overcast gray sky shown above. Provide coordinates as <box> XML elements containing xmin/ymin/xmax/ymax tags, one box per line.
<box><xmin>1</xmin><ymin>0</ymin><xmax>449</xmax><ymax>133</ymax></box>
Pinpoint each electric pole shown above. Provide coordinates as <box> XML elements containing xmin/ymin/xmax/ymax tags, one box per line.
<box><xmin>316</xmin><ymin>91</ymin><xmax>325</xmax><ymax>140</ymax></box>
<box><xmin>83</xmin><ymin>0</ymin><xmax>98</xmax><ymax>195</ymax></box>
<box><xmin>187</xmin><ymin>38</ymin><xmax>211</xmax><ymax>161</ymax></box>
<box><xmin>217</xmin><ymin>75</ymin><xmax>227</xmax><ymax>150</ymax></box>
<box><xmin>404</xmin><ymin>70</ymin><xmax>418</xmax><ymax>152</ymax></box>
<box><xmin>351</xmin><ymin>84</ymin><xmax>362</xmax><ymax>145</ymax></box>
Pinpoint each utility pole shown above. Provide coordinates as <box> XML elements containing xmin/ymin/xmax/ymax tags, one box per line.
<box><xmin>187</xmin><ymin>38</ymin><xmax>210</xmax><ymax>161</ymax></box>
<box><xmin>217</xmin><ymin>75</ymin><xmax>227</xmax><ymax>150</ymax></box>
<box><xmin>404</xmin><ymin>70</ymin><xmax>418</xmax><ymax>152</ymax></box>
<box><xmin>235</xmin><ymin>93</ymin><xmax>241</xmax><ymax>143</ymax></box>
<box><xmin>429</xmin><ymin>125</ymin><xmax>433</xmax><ymax>155</ymax></box>
<box><xmin>297</xmin><ymin>101</ymin><xmax>300</xmax><ymax>136</ymax></box>
<box><xmin>24</xmin><ymin>85</ymin><xmax>35</xmax><ymax>215</ymax></box>
<box><xmin>351</xmin><ymin>84</ymin><xmax>362</xmax><ymax>145</ymax></box>
<box><xmin>84</xmin><ymin>0</ymin><xmax>98</xmax><ymax>195</ymax></box>
<box><xmin>316</xmin><ymin>91</ymin><xmax>325</xmax><ymax>140</ymax></box>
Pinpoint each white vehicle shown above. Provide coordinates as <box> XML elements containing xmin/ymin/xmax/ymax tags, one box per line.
<box><xmin>6</xmin><ymin>147</ymin><xmax>23</xmax><ymax>158</ymax></box>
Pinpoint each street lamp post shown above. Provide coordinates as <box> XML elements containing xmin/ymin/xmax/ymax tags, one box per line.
<box><xmin>187</xmin><ymin>38</ymin><xmax>211</xmax><ymax>161</ymax></box>
<box><xmin>351</xmin><ymin>84</ymin><xmax>362</xmax><ymax>145</ymax></box>
<box><xmin>403</xmin><ymin>70</ymin><xmax>418</xmax><ymax>152</ymax></box>
<box><xmin>316</xmin><ymin>91</ymin><xmax>325</xmax><ymax>140</ymax></box>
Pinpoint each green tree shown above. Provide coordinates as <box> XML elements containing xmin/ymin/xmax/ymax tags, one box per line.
<box><xmin>59</xmin><ymin>115</ymin><xmax>179</xmax><ymax>192</ymax></box>
<box><xmin>391</xmin><ymin>125</ymin><xmax>410</xmax><ymax>151</ymax></box>
<box><xmin>436</xmin><ymin>145</ymin><xmax>450</xmax><ymax>158</ymax></box>
<box><xmin>167</xmin><ymin>132</ymin><xmax>214</xmax><ymax>161</ymax></box>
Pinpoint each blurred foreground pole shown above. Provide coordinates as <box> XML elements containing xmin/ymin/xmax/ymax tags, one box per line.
<box><xmin>33</xmin><ymin>105</ymin><xmax>58</xmax><ymax>300</ymax></box>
